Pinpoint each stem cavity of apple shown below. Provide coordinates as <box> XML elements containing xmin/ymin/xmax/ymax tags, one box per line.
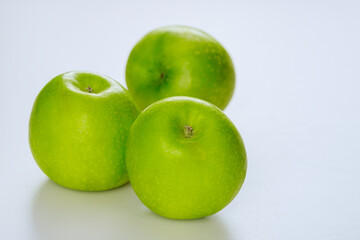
<box><xmin>184</xmin><ymin>125</ymin><xmax>193</xmax><ymax>138</ymax></box>
<box><xmin>85</xmin><ymin>86</ymin><xmax>93</xmax><ymax>93</ymax></box>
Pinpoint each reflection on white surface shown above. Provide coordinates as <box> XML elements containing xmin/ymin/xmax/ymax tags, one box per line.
<box><xmin>32</xmin><ymin>180</ymin><xmax>232</xmax><ymax>240</ymax></box>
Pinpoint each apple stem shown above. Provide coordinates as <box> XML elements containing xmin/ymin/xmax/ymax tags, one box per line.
<box><xmin>184</xmin><ymin>126</ymin><xmax>193</xmax><ymax>138</ymax></box>
<box><xmin>85</xmin><ymin>86</ymin><xmax>93</xmax><ymax>93</ymax></box>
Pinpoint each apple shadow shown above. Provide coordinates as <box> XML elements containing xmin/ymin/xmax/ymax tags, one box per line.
<box><xmin>31</xmin><ymin>180</ymin><xmax>233</xmax><ymax>240</ymax></box>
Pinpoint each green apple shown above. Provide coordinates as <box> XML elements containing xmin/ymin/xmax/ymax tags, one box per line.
<box><xmin>29</xmin><ymin>71</ymin><xmax>139</xmax><ymax>191</ymax></box>
<box><xmin>126</xmin><ymin>96</ymin><xmax>247</xmax><ymax>219</ymax></box>
<box><xmin>126</xmin><ymin>25</ymin><xmax>235</xmax><ymax>110</ymax></box>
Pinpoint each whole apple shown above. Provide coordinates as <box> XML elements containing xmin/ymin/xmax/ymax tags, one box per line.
<box><xmin>126</xmin><ymin>97</ymin><xmax>247</xmax><ymax>219</ymax></box>
<box><xmin>126</xmin><ymin>26</ymin><xmax>235</xmax><ymax>110</ymax></box>
<box><xmin>29</xmin><ymin>71</ymin><xmax>139</xmax><ymax>191</ymax></box>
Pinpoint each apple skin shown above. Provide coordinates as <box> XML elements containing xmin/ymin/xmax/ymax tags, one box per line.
<box><xmin>126</xmin><ymin>25</ymin><xmax>235</xmax><ymax>110</ymax></box>
<box><xmin>126</xmin><ymin>97</ymin><xmax>247</xmax><ymax>219</ymax></box>
<box><xmin>29</xmin><ymin>71</ymin><xmax>140</xmax><ymax>191</ymax></box>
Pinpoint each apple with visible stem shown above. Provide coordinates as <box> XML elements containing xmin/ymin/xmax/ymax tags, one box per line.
<box><xmin>29</xmin><ymin>71</ymin><xmax>139</xmax><ymax>191</ymax></box>
<box><xmin>126</xmin><ymin>25</ymin><xmax>236</xmax><ymax>110</ymax></box>
<box><xmin>126</xmin><ymin>96</ymin><xmax>247</xmax><ymax>219</ymax></box>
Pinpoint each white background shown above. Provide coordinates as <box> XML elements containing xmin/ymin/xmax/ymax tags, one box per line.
<box><xmin>0</xmin><ymin>0</ymin><xmax>359</xmax><ymax>239</ymax></box>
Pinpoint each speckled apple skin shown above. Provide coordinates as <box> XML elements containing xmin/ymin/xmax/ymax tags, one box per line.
<box><xmin>126</xmin><ymin>97</ymin><xmax>247</xmax><ymax>219</ymax></box>
<box><xmin>29</xmin><ymin>71</ymin><xmax>140</xmax><ymax>191</ymax></box>
<box><xmin>126</xmin><ymin>25</ymin><xmax>235</xmax><ymax>110</ymax></box>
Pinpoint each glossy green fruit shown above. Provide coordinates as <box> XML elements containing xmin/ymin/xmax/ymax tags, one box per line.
<box><xmin>126</xmin><ymin>97</ymin><xmax>247</xmax><ymax>219</ymax></box>
<box><xmin>29</xmin><ymin>71</ymin><xmax>139</xmax><ymax>191</ymax></box>
<box><xmin>126</xmin><ymin>26</ymin><xmax>235</xmax><ymax>110</ymax></box>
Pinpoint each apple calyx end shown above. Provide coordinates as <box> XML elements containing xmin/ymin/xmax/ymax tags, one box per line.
<box><xmin>184</xmin><ymin>125</ymin><xmax>193</xmax><ymax>138</ymax></box>
<box><xmin>85</xmin><ymin>86</ymin><xmax>93</xmax><ymax>93</ymax></box>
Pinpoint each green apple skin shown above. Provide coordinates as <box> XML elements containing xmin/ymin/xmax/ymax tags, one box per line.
<box><xmin>126</xmin><ymin>25</ymin><xmax>235</xmax><ymax>111</ymax></box>
<box><xmin>126</xmin><ymin>97</ymin><xmax>247</xmax><ymax>219</ymax></box>
<box><xmin>29</xmin><ymin>71</ymin><xmax>140</xmax><ymax>191</ymax></box>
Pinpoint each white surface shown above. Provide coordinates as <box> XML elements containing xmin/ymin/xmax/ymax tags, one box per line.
<box><xmin>1</xmin><ymin>0</ymin><xmax>359</xmax><ymax>239</ymax></box>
